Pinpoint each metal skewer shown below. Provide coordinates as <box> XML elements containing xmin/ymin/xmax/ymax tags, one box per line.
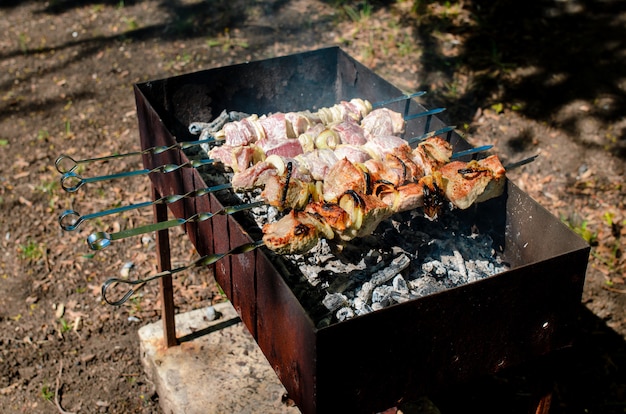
<box><xmin>404</xmin><ymin>107</ymin><xmax>446</xmax><ymax>121</ymax></box>
<box><xmin>66</xmin><ymin>144</ymin><xmax>491</xmax><ymax>232</ymax></box>
<box><xmin>504</xmin><ymin>154</ymin><xmax>539</xmax><ymax>170</ymax></box>
<box><xmin>55</xmin><ymin>138</ymin><xmax>217</xmax><ymax>174</ymax></box>
<box><xmin>58</xmin><ymin>183</ymin><xmax>233</xmax><ymax>231</ymax></box>
<box><xmin>372</xmin><ymin>91</ymin><xmax>427</xmax><ymax>107</ymax></box>
<box><xmin>450</xmin><ymin>145</ymin><xmax>494</xmax><ymax>160</ymax></box>
<box><xmin>86</xmin><ymin>201</ymin><xmax>263</xmax><ymax>251</ymax></box>
<box><xmin>407</xmin><ymin>125</ymin><xmax>457</xmax><ymax>145</ymax></box>
<box><xmin>101</xmin><ymin>239</ymin><xmax>264</xmax><ymax>306</ymax></box>
<box><xmin>59</xmin><ymin>158</ymin><xmax>215</xmax><ymax>193</ymax></box>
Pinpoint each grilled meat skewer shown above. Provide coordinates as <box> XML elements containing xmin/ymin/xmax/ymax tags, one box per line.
<box><xmin>262</xmin><ymin>155</ymin><xmax>507</xmax><ymax>255</ymax></box>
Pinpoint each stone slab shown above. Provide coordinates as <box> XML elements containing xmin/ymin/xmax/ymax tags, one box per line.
<box><xmin>138</xmin><ymin>301</ymin><xmax>301</xmax><ymax>414</ymax></box>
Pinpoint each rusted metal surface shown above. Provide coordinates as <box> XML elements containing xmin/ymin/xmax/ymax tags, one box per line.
<box><xmin>152</xmin><ymin>186</ymin><xmax>178</xmax><ymax>348</ymax></box>
<box><xmin>133</xmin><ymin>47</ymin><xmax>590</xmax><ymax>413</ymax></box>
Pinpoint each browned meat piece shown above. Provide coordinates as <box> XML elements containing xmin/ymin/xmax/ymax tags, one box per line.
<box><xmin>261</xmin><ymin>174</ymin><xmax>312</xmax><ymax>211</ymax></box>
<box><xmin>262</xmin><ymin>210</ymin><xmax>321</xmax><ymax>255</ymax></box>
<box><xmin>419</xmin><ymin>172</ymin><xmax>447</xmax><ymax>220</ymax></box>
<box><xmin>337</xmin><ymin>191</ymin><xmax>393</xmax><ymax>240</ymax></box>
<box><xmin>412</xmin><ymin>137</ymin><xmax>452</xmax><ymax>176</ymax></box>
<box><xmin>304</xmin><ymin>201</ymin><xmax>352</xmax><ymax>233</ymax></box>
<box><xmin>374</xmin><ymin>181</ymin><xmax>425</xmax><ymax>213</ymax></box>
<box><xmin>438</xmin><ymin>155</ymin><xmax>506</xmax><ymax>210</ymax></box>
<box><xmin>322</xmin><ymin>158</ymin><xmax>368</xmax><ymax>203</ymax></box>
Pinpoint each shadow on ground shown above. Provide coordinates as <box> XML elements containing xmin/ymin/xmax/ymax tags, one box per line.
<box><xmin>426</xmin><ymin>305</ymin><xmax>626</xmax><ymax>413</ymax></box>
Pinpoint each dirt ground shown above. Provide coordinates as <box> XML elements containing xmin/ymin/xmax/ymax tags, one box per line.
<box><xmin>1</xmin><ymin>0</ymin><xmax>625</xmax><ymax>413</ymax></box>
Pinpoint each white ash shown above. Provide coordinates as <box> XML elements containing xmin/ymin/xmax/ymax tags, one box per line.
<box><xmin>239</xmin><ymin>193</ymin><xmax>509</xmax><ymax>327</ymax></box>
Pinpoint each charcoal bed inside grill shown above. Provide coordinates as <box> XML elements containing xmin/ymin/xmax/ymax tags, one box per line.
<box><xmin>133</xmin><ymin>47</ymin><xmax>590</xmax><ymax>414</ymax></box>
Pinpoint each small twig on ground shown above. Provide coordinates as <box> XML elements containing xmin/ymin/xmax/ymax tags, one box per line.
<box><xmin>602</xmin><ymin>285</ymin><xmax>626</xmax><ymax>294</ymax></box>
<box><xmin>55</xmin><ymin>361</ymin><xmax>76</xmax><ymax>414</ymax></box>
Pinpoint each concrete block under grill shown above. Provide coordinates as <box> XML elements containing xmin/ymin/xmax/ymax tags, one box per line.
<box><xmin>133</xmin><ymin>47</ymin><xmax>590</xmax><ymax>414</ymax></box>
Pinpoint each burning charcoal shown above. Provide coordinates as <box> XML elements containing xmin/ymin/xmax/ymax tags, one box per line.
<box><xmin>422</xmin><ymin>260</ymin><xmax>447</xmax><ymax>277</ymax></box>
<box><xmin>409</xmin><ymin>275</ymin><xmax>446</xmax><ymax>297</ymax></box>
<box><xmin>389</xmin><ymin>290</ymin><xmax>413</xmax><ymax>304</ymax></box>
<box><xmin>392</xmin><ymin>274</ymin><xmax>409</xmax><ymax>293</ymax></box>
<box><xmin>371</xmin><ymin>285</ymin><xmax>393</xmax><ymax>307</ymax></box>
<box><xmin>356</xmin><ymin>281</ymin><xmax>375</xmax><ymax>303</ymax></box>
<box><xmin>322</xmin><ymin>292</ymin><xmax>348</xmax><ymax>311</ymax></box>
<box><xmin>370</xmin><ymin>255</ymin><xmax>410</xmax><ymax>286</ymax></box>
<box><xmin>355</xmin><ymin>301</ymin><xmax>374</xmax><ymax>316</ymax></box>
<box><xmin>336</xmin><ymin>307</ymin><xmax>354</xmax><ymax>322</ymax></box>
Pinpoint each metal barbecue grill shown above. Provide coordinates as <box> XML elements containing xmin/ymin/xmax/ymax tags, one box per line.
<box><xmin>61</xmin><ymin>47</ymin><xmax>589</xmax><ymax>413</ymax></box>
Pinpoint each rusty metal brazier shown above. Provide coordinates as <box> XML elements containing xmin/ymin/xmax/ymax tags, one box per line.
<box><xmin>133</xmin><ymin>47</ymin><xmax>589</xmax><ymax>414</ymax></box>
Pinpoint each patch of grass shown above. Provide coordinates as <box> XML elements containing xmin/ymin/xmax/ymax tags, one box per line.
<box><xmin>59</xmin><ymin>318</ymin><xmax>72</xmax><ymax>333</ymax></box>
<box><xmin>36</xmin><ymin>179</ymin><xmax>59</xmax><ymax>195</ymax></box>
<box><xmin>41</xmin><ymin>384</ymin><xmax>54</xmax><ymax>401</ymax></box>
<box><xmin>18</xmin><ymin>33</ymin><xmax>28</xmax><ymax>53</ymax></box>
<box><xmin>206</xmin><ymin>29</ymin><xmax>248</xmax><ymax>52</ymax></box>
<box><xmin>18</xmin><ymin>240</ymin><xmax>43</xmax><ymax>261</ymax></box>
<box><xmin>343</xmin><ymin>0</ymin><xmax>372</xmax><ymax>23</ymax></box>
<box><xmin>122</xmin><ymin>16</ymin><xmax>138</xmax><ymax>31</ymax></box>
<box><xmin>129</xmin><ymin>296</ymin><xmax>143</xmax><ymax>314</ymax></box>
<box><xmin>36</xmin><ymin>129</ymin><xmax>49</xmax><ymax>141</ymax></box>
<box><xmin>561</xmin><ymin>215</ymin><xmax>597</xmax><ymax>245</ymax></box>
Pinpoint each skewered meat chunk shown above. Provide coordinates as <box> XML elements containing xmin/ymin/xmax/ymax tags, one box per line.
<box><xmin>259</xmin><ymin>154</ymin><xmax>507</xmax><ymax>254</ymax></box>
<box><xmin>304</xmin><ymin>201</ymin><xmax>352</xmax><ymax>234</ymax></box>
<box><xmin>375</xmin><ymin>181</ymin><xmax>425</xmax><ymax>213</ymax></box>
<box><xmin>412</xmin><ymin>137</ymin><xmax>453</xmax><ymax>176</ymax></box>
<box><xmin>230</xmin><ymin>160</ymin><xmax>277</xmax><ymax>190</ymax></box>
<box><xmin>262</xmin><ymin>189</ymin><xmax>392</xmax><ymax>254</ymax></box>
<box><xmin>317</xmin><ymin>99</ymin><xmax>372</xmax><ymax>124</ymax></box>
<box><xmin>262</xmin><ymin>210</ymin><xmax>322</xmax><ymax>255</ymax></box>
<box><xmin>294</xmin><ymin>148</ymin><xmax>339</xmax><ymax>181</ymax></box>
<box><xmin>332</xmin><ymin>144</ymin><xmax>371</xmax><ymax>165</ymax></box>
<box><xmin>337</xmin><ymin>191</ymin><xmax>393</xmax><ymax>240</ymax></box>
<box><xmin>438</xmin><ymin>154</ymin><xmax>506</xmax><ymax>210</ymax></box>
<box><xmin>361</xmin><ymin>108</ymin><xmax>405</xmax><ymax>139</ymax></box>
<box><xmin>322</xmin><ymin>158</ymin><xmax>369</xmax><ymax>203</ymax></box>
<box><xmin>331</xmin><ymin>119</ymin><xmax>368</xmax><ymax>146</ymax></box>
<box><xmin>208</xmin><ymin>144</ymin><xmax>258</xmax><ymax>173</ymax></box>
<box><xmin>256</xmin><ymin>137</ymin><xmax>304</xmax><ymax>158</ymax></box>
<box><xmin>262</xmin><ymin>174</ymin><xmax>313</xmax><ymax>211</ymax></box>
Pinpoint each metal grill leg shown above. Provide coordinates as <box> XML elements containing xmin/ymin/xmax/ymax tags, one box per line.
<box><xmin>153</xmin><ymin>186</ymin><xmax>178</xmax><ymax>348</ymax></box>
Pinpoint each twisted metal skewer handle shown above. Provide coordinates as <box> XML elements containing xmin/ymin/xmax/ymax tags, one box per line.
<box><xmin>101</xmin><ymin>240</ymin><xmax>264</xmax><ymax>305</ymax></box>
<box><xmin>54</xmin><ymin>138</ymin><xmax>217</xmax><ymax>174</ymax></box>
<box><xmin>86</xmin><ymin>201</ymin><xmax>264</xmax><ymax>250</ymax></box>
<box><xmin>58</xmin><ymin>183</ymin><xmax>232</xmax><ymax>231</ymax></box>
<box><xmin>59</xmin><ymin>158</ymin><xmax>215</xmax><ymax>192</ymax></box>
